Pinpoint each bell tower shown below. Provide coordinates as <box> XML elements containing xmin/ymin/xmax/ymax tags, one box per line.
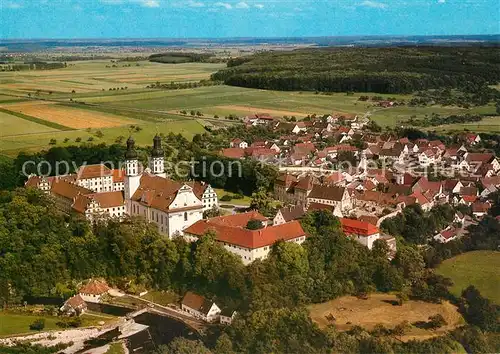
<box><xmin>150</xmin><ymin>134</ymin><xmax>166</xmax><ymax>178</ymax></box>
<box><xmin>124</xmin><ymin>136</ymin><xmax>141</xmax><ymax>201</ymax></box>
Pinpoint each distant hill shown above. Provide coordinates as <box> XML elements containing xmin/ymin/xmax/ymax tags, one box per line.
<box><xmin>212</xmin><ymin>46</ymin><xmax>500</xmax><ymax>94</ymax></box>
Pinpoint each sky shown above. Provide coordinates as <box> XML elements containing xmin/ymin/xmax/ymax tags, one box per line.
<box><xmin>1</xmin><ymin>0</ymin><xmax>499</xmax><ymax>39</ymax></box>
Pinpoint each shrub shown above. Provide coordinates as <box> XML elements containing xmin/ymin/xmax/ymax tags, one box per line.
<box><xmin>220</xmin><ymin>195</ymin><xmax>232</xmax><ymax>202</ymax></box>
<box><xmin>29</xmin><ymin>318</ymin><xmax>45</xmax><ymax>331</ymax></box>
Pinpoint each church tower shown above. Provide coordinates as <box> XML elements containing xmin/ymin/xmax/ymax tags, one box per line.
<box><xmin>124</xmin><ymin>136</ymin><xmax>141</xmax><ymax>201</ymax></box>
<box><xmin>150</xmin><ymin>134</ymin><xmax>166</xmax><ymax>178</ymax></box>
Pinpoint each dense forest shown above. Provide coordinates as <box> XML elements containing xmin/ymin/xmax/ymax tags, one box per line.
<box><xmin>212</xmin><ymin>46</ymin><xmax>500</xmax><ymax>94</ymax></box>
<box><xmin>149</xmin><ymin>52</ymin><xmax>213</xmax><ymax>64</ymax></box>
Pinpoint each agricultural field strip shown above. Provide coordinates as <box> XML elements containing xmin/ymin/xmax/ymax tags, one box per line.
<box><xmin>1</xmin><ymin>102</ymin><xmax>135</xmax><ymax>129</ymax></box>
<box><xmin>0</xmin><ymin>110</ymin><xmax>58</xmax><ymax>137</ymax></box>
<box><xmin>0</xmin><ymin>107</ymin><xmax>72</xmax><ymax>131</ymax></box>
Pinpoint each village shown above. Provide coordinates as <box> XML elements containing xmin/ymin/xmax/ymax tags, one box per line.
<box><xmin>16</xmin><ymin>108</ymin><xmax>500</xmax><ymax>353</ymax></box>
<box><xmin>25</xmin><ymin>109</ymin><xmax>500</xmax><ymax>265</ymax></box>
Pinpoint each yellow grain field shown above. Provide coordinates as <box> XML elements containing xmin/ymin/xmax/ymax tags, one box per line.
<box><xmin>1</xmin><ymin>102</ymin><xmax>134</xmax><ymax>129</ymax></box>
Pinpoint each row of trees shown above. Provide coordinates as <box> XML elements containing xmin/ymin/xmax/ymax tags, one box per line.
<box><xmin>401</xmin><ymin>113</ymin><xmax>483</xmax><ymax>128</ymax></box>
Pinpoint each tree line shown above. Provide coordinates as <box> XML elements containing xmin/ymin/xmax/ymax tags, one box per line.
<box><xmin>212</xmin><ymin>46</ymin><xmax>500</xmax><ymax>94</ymax></box>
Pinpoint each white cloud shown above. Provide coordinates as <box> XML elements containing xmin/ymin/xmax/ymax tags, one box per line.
<box><xmin>101</xmin><ymin>0</ymin><xmax>124</xmax><ymax>4</ymax></box>
<box><xmin>359</xmin><ymin>1</ymin><xmax>388</xmax><ymax>9</ymax></box>
<box><xmin>139</xmin><ymin>0</ymin><xmax>160</xmax><ymax>7</ymax></box>
<box><xmin>438</xmin><ymin>0</ymin><xmax>446</xmax><ymax>3</ymax></box>
<box><xmin>4</xmin><ymin>1</ymin><xmax>23</xmax><ymax>8</ymax></box>
<box><xmin>186</xmin><ymin>0</ymin><xmax>204</xmax><ymax>7</ymax></box>
<box><xmin>254</xmin><ymin>3</ymin><xmax>264</xmax><ymax>9</ymax></box>
<box><xmin>214</xmin><ymin>2</ymin><xmax>232</xmax><ymax>9</ymax></box>
<box><xmin>235</xmin><ymin>1</ymin><xmax>250</xmax><ymax>9</ymax></box>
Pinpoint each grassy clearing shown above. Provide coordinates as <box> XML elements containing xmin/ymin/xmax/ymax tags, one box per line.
<box><xmin>214</xmin><ymin>188</ymin><xmax>252</xmax><ymax>206</ymax></box>
<box><xmin>0</xmin><ymin>312</ymin><xmax>61</xmax><ymax>337</ymax></box>
<box><xmin>436</xmin><ymin>251</ymin><xmax>500</xmax><ymax>304</ymax></box>
<box><xmin>141</xmin><ymin>290</ymin><xmax>179</xmax><ymax>306</ymax></box>
<box><xmin>0</xmin><ymin>311</ymin><xmax>118</xmax><ymax>338</ymax></box>
<box><xmin>308</xmin><ymin>293</ymin><xmax>464</xmax><ymax>342</ymax></box>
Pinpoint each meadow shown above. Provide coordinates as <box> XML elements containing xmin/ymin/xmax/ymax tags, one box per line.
<box><xmin>436</xmin><ymin>251</ymin><xmax>500</xmax><ymax>304</ymax></box>
<box><xmin>308</xmin><ymin>293</ymin><xmax>464</xmax><ymax>342</ymax></box>
<box><xmin>0</xmin><ymin>59</ymin><xmax>498</xmax><ymax>155</ymax></box>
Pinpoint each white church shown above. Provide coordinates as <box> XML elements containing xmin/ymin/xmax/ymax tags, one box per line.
<box><xmin>26</xmin><ymin>135</ymin><xmax>218</xmax><ymax>238</ymax></box>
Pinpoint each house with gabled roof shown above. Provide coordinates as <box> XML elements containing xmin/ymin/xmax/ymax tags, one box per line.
<box><xmin>307</xmin><ymin>185</ymin><xmax>352</xmax><ymax>214</ymax></box>
<box><xmin>181</xmin><ymin>291</ymin><xmax>221</xmax><ymax>323</ymax></box>
<box><xmin>60</xmin><ymin>295</ymin><xmax>87</xmax><ymax>316</ymax></box>
<box><xmin>434</xmin><ymin>227</ymin><xmax>460</xmax><ymax>243</ymax></box>
<box><xmin>79</xmin><ymin>279</ymin><xmax>110</xmax><ymax>303</ymax></box>
<box><xmin>229</xmin><ymin>138</ymin><xmax>248</xmax><ymax>149</ymax></box>
<box><xmin>273</xmin><ymin>205</ymin><xmax>306</xmax><ymax>225</ymax></box>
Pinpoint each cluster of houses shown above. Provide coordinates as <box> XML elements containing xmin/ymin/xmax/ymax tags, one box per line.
<box><xmin>60</xmin><ymin>279</ymin><xmax>237</xmax><ymax>325</ymax></box>
<box><xmin>36</xmin><ymin>113</ymin><xmax>498</xmax><ymax>329</ymax></box>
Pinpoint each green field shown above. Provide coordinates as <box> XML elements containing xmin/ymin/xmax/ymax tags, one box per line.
<box><xmin>0</xmin><ymin>311</ymin><xmax>117</xmax><ymax>337</ymax></box>
<box><xmin>0</xmin><ymin>119</ymin><xmax>206</xmax><ymax>156</ymax></box>
<box><xmin>0</xmin><ymin>59</ymin><xmax>498</xmax><ymax>155</ymax></box>
<box><xmin>0</xmin><ymin>312</ymin><xmax>61</xmax><ymax>337</ymax></box>
<box><xmin>0</xmin><ymin>110</ymin><xmax>58</xmax><ymax>137</ymax></box>
<box><xmin>436</xmin><ymin>251</ymin><xmax>500</xmax><ymax>304</ymax></box>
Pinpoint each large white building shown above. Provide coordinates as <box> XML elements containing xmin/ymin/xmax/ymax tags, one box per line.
<box><xmin>184</xmin><ymin>212</ymin><xmax>306</xmax><ymax>265</ymax></box>
<box><xmin>26</xmin><ymin>135</ymin><xmax>218</xmax><ymax>238</ymax></box>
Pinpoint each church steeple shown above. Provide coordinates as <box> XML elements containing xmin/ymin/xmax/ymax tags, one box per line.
<box><xmin>151</xmin><ymin>134</ymin><xmax>164</xmax><ymax>158</ymax></box>
<box><xmin>124</xmin><ymin>136</ymin><xmax>141</xmax><ymax>202</ymax></box>
<box><xmin>125</xmin><ymin>136</ymin><xmax>138</xmax><ymax>160</ymax></box>
<box><xmin>150</xmin><ymin>134</ymin><xmax>166</xmax><ymax>178</ymax></box>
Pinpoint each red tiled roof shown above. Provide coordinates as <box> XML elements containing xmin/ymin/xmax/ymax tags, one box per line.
<box><xmin>77</xmin><ymin>164</ymin><xmax>112</xmax><ymax>179</ymax></box>
<box><xmin>184</xmin><ymin>220</ymin><xmax>306</xmax><ymax>249</ymax></box>
<box><xmin>308</xmin><ymin>185</ymin><xmax>346</xmax><ymax>201</ymax></box>
<box><xmin>472</xmin><ymin>201</ymin><xmax>491</xmax><ymax>213</ymax></box>
<box><xmin>307</xmin><ymin>202</ymin><xmax>334</xmax><ymax>212</ymax></box>
<box><xmin>89</xmin><ymin>191</ymin><xmax>125</xmax><ymax>208</ymax></box>
<box><xmin>221</xmin><ymin>148</ymin><xmax>246</xmax><ymax>159</ymax></box>
<box><xmin>248</xmin><ymin>148</ymin><xmax>277</xmax><ymax>158</ymax></box>
<box><xmin>209</xmin><ymin>211</ymin><xmax>268</xmax><ymax>227</ymax></box>
<box><xmin>79</xmin><ymin>279</ymin><xmax>109</xmax><ymax>295</ymax></box>
<box><xmin>466</xmin><ymin>153</ymin><xmax>495</xmax><ymax>163</ymax></box>
<box><xmin>439</xmin><ymin>228</ymin><xmax>458</xmax><ymax>240</ymax></box>
<box><xmin>182</xmin><ymin>291</ymin><xmax>214</xmax><ymax>315</ymax></box>
<box><xmin>51</xmin><ymin>179</ymin><xmax>93</xmax><ymax>200</ymax></box>
<box><xmin>340</xmin><ymin>218</ymin><xmax>379</xmax><ymax>237</ymax></box>
<box><xmin>112</xmin><ymin>169</ymin><xmax>125</xmax><ymax>183</ymax></box>
<box><xmin>65</xmin><ymin>294</ymin><xmax>86</xmax><ymax>308</ymax></box>
<box><xmin>276</xmin><ymin>173</ymin><xmax>298</xmax><ymax>187</ymax></box>
<box><xmin>359</xmin><ymin>215</ymin><xmax>379</xmax><ymax>225</ymax></box>
<box><xmin>131</xmin><ymin>174</ymin><xmax>200</xmax><ymax>213</ymax></box>
<box><xmin>462</xmin><ymin>195</ymin><xmax>478</xmax><ymax>203</ymax></box>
